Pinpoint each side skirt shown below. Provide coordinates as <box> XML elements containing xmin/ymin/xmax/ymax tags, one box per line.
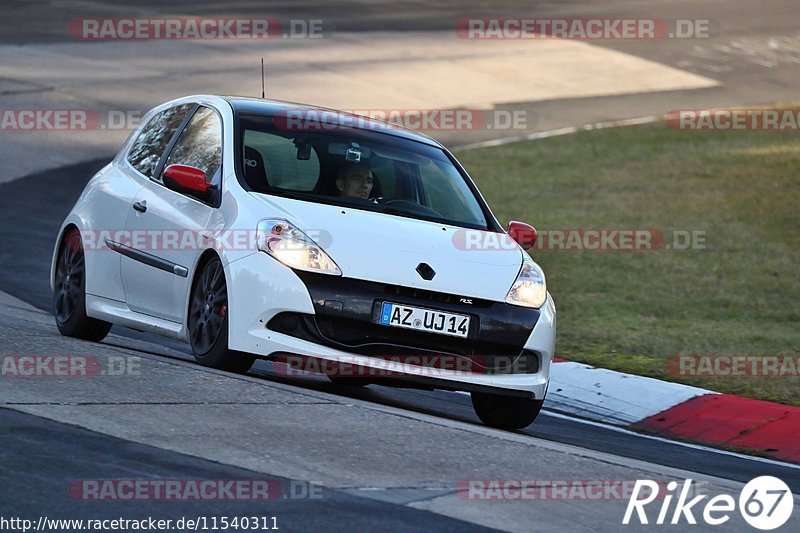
<box><xmin>85</xmin><ymin>294</ymin><xmax>188</xmax><ymax>342</ymax></box>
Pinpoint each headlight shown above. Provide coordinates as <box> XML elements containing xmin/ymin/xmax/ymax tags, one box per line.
<box><xmin>256</xmin><ymin>219</ymin><xmax>341</xmax><ymax>275</ymax></box>
<box><xmin>505</xmin><ymin>255</ymin><xmax>547</xmax><ymax>308</ymax></box>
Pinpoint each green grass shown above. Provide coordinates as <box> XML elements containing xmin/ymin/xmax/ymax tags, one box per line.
<box><xmin>456</xmin><ymin>122</ymin><xmax>800</xmax><ymax>405</ymax></box>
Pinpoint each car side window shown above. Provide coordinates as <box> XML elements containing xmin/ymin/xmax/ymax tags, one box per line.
<box><xmin>127</xmin><ymin>104</ymin><xmax>192</xmax><ymax>178</ymax></box>
<box><xmin>161</xmin><ymin>106</ymin><xmax>223</xmax><ymax>186</ymax></box>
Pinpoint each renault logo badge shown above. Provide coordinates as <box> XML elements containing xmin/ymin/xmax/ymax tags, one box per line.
<box><xmin>416</xmin><ymin>263</ymin><xmax>436</xmax><ymax>280</ymax></box>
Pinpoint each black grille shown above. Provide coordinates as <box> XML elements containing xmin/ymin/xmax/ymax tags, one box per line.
<box><xmin>382</xmin><ymin>284</ymin><xmax>491</xmax><ymax>307</ymax></box>
<box><xmin>267</xmin><ymin>312</ymin><xmax>539</xmax><ymax>374</ymax></box>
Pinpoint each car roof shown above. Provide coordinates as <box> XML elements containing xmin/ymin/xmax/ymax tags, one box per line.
<box><xmin>222</xmin><ymin>96</ymin><xmax>444</xmax><ymax>148</ymax></box>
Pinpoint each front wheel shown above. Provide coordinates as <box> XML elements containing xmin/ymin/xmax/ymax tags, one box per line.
<box><xmin>471</xmin><ymin>391</ymin><xmax>544</xmax><ymax>430</ymax></box>
<box><xmin>188</xmin><ymin>257</ymin><xmax>254</xmax><ymax>374</ymax></box>
<box><xmin>53</xmin><ymin>229</ymin><xmax>112</xmax><ymax>341</ymax></box>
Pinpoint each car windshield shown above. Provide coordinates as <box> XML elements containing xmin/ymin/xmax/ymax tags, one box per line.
<box><xmin>236</xmin><ymin>113</ymin><xmax>490</xmax><ymax>230</ymax></box>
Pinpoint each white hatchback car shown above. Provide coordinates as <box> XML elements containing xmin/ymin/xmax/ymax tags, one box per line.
<box><xmin>51</xmin><ymin>95</ymin><xmax>556</xmax><ymax>429</ymax></box>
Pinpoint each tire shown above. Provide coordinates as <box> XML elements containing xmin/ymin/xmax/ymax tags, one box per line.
<box><xmin>471</xmin><ymin>391</ymin><xmax>544</xmax><ymax>430</ymax></box>
<box><xmin>188</xmin><ymin>257</ymin><xmax>254</xmax><ymax>374</ymax></box>
<box><xmin>53</xmin><ymin>229</ymin><xmax>112</xmax><ymax>342</ymax></box>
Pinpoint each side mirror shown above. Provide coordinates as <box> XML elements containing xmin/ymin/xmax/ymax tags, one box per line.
<box><xmin>507</xmin><ymin>220</ymin><xmax>537</xmax><ymax>250</ymax></box>
<box><xmin>163</xmin><ymin>164</ymin><xmax>213</xmax><ymax>198</ymax></box>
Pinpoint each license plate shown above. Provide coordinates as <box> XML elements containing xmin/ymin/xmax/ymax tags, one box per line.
<box><xmin>378</xmin><ymin>302</ymin><xmax>470</xmax><ymax>338</ymax></box>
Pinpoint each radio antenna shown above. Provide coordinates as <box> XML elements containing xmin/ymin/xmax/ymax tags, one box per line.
<box><xmin>260</xmin><ymin>58</ymin><xmax>265</xmax><ymax>99</ymax></box>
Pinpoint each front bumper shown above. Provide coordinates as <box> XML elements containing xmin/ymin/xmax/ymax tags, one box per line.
<box><xmin>225</xmin><ymin>252</ymin><xmax>556</xmax><ymax>397</ymax></box>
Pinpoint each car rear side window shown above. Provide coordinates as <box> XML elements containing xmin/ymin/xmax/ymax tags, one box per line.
<box><xmin>162</xmin><ymin>106</ymin><xmax>223</xmax><ymax>184</ymax></box>
<box><xmin>127</xmin><ymin>104</ymin><xmax>192</xmax><ymax>178</ymax></box>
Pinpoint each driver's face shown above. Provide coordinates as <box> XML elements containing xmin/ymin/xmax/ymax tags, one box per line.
<box><xmin>337</xmin><ymin>168</ymin><xmax>374</xmax><ymax>199</ymax></box>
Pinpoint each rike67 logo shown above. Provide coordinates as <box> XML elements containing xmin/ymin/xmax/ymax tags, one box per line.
<box><xmin>624</xmin><ymin>476</ymin><xmax>794</xmax><ymax>530</ymax></box>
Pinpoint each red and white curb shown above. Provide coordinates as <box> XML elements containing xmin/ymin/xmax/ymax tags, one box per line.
<box><xmin>547</xmin><ymin>359</ymin><xmax>800</xmax><ymax>463</ymax></box>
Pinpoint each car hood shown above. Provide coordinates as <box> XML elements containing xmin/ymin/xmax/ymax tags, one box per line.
<box><xmin>250</xmin><ymin>193</ymin><xmax>524</xmax><ymax>302</ymax></box>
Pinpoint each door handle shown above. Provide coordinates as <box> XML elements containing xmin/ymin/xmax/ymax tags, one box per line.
<box><xmin>132</xmin><ymin>201</ymin><xmax>147</xmax><ymax>213</ymax></box>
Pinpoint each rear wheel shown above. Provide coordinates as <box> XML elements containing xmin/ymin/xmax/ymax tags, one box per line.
<box><xmin>53</xmin><ymin>229</ymin><xmax>112</xmax><ymax>341</ymax></box>
<box><xmin>471</xmin><ymin>391</ymin><xmax>544</xmax><ymax>430</ymax></box>
<box><xmin>188</xmin><ymin>257</ymin><xmax>254</xmax><ymax>374</ymax></box>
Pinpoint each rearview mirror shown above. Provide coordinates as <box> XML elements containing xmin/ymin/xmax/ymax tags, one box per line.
<box><xmin>163</xmin><ymin>164</ymin><xmax>213</xmax><ymax>199</ymax></box>
<box><xmin>507</xmin><ymin>221</ymin><xmax>537</xmax><ymax>250</ymax></box>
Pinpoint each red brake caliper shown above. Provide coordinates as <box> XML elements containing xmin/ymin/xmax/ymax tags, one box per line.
<box><xmin>220</xmin><ymin>303</ymin><xmax>227</xmax><ymax>319</ymax></box>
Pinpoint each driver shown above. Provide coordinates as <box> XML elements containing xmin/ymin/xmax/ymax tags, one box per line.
<box><xmin>335</xmin><ymin>163</ymin><xmax>374</xmax><ymax>199</ymax></box>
